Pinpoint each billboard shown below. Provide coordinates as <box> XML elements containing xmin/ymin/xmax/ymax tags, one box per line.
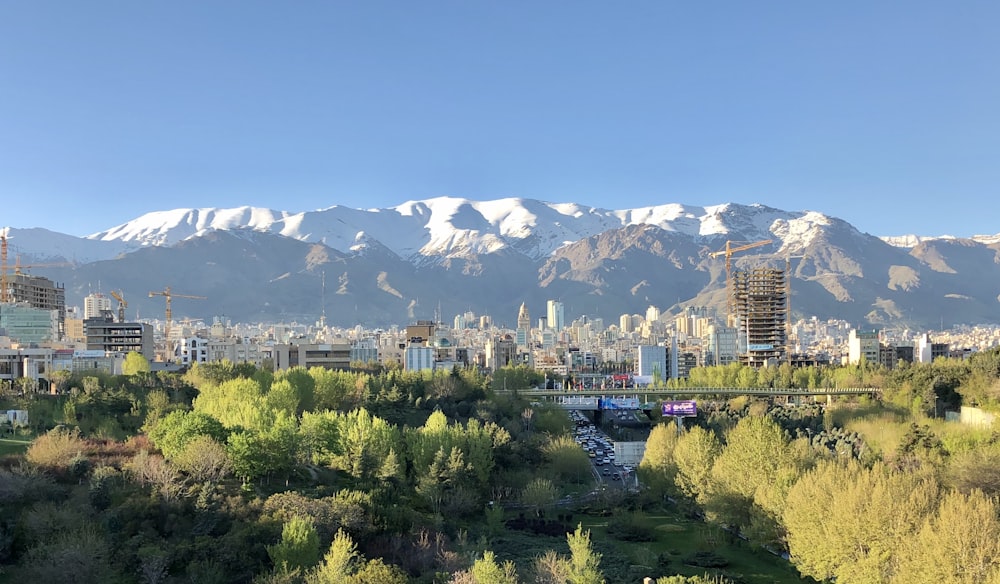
<box><xmin>600</xmin><ymin>397</ymin><xmax>640</xmax><ymax>410</ymax></box>
<box><xmin>613</xmin><ymin>441</ymin><xmax>647</xmax><ymax>466</ymax></box>
<box><xmin>662</xmin><ymin>400</ymin><xmax>697</xmax><ymax>416</ymax></box>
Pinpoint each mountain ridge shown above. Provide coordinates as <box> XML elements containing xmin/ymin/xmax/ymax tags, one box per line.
<box><xmin>5</xmin><ymin>197</ymin><xmax>1000</xmax><ymax>329</ymax></box>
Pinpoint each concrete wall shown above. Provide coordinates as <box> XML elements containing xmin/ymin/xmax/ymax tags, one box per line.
<box><xmin>959</xmin><ymin>406</ymin><xmax>996</xmax><ymax>428</ymax></box>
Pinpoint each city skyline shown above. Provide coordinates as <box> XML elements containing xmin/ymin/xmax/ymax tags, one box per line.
<box><xmin>2</xmin><ymin>2</ymin><xmax>998</xmax><ymax>239</ymax></box>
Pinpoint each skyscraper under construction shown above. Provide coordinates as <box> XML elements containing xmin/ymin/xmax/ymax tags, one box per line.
<box><xmin>731</xmin><ymin>266</ymin><xmax>787</xmax><ymax>367</ymax></box>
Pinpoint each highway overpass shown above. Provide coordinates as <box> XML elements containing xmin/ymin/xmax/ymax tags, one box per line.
<box><xmin>498</xmin><ymin>386</ymin><xmax>881</xmax><ymax>409</ymax></box>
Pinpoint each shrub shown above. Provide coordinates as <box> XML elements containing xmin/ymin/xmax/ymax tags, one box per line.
<box><xmin>683</xmin><ymin>551</ymin><xmax>730</xmax><ymax>568</ymax></box>
<box><xmin>26</xmin><ymin>427</ymin><xmax>87</xmax><ymax>472</ymax></box>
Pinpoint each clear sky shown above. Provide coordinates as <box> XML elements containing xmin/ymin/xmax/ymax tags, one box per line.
<box><xmin>2</xmin><ymin>1</ymin><xmax>998</xmax><ymax>238</ymax></box>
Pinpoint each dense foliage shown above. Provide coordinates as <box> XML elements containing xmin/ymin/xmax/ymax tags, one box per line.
<box><xmin>2</xmin><ymin>348</ymin><xmax>1000</xmax><ymax>583</ymax></box>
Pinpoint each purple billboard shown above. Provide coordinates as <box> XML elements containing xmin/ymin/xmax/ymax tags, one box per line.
<box><xmin>662</xmin><ymin>400</ymin><xmax>697</xmax><ymax>417</ymax></box>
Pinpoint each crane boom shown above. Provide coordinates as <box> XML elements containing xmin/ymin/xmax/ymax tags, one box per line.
<box><xmin>1</xmin><ymin>232</ymin><xmax>74</xmax><ymax>303</ymax></box>
<box><xmin>149</xmin><ymin>286</ymin><xmax>207</xmax><ymax>361</ymax></box>
<box><xmin>110</xmin><ymin>290</ymin><xmax>127</xmax><ymax>323</ymax></box>
<box><xmin>0</xmin><ymin>230</ymin><xmax>7</xmax><ymax>303</ymax></box>
<box><xmin>709</xmin><ymin>239</ymin><xmax>773</xmax><ymax>323</ymax></box>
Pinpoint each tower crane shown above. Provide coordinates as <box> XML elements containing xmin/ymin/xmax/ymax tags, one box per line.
<box><xmin>783</xmin><ymin>254</ymin><xmax>808</xmax><ymax>363</ymax></box>
<box><xmin>110</xmin><ymin>290</ymin><xmax>127</xmax><ymax>323</ymax></box>
<box><xmin>11</xmin><ymin>256</ymin><xmax>75</xmax><ymax>274</ymax></box>
<box><xmin>149</xmin><ymin>287</ymin><xmax>206</xmax><ymax>361</ymax></box>
<box><xmin>709</xmin><ymin>239</ymin><xmax>773</xmax><ymax>322</ymax></box>
<box><xmin>1</xmin><ymin>229</ymin><xmax>8</xmax><ymax>303</ymax></box>
<box><xmin>1</xmin><ymin>231</ymin><xmax>74</xmax><ymax>303</ymax></box>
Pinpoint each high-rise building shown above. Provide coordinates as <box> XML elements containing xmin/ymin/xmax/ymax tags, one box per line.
<box><xmin>84</xmin><ymin>314</ymin><xmax>155</xmax><ymax>359</ymax></box>
<box><xmin>732</xmin><ymin>267</ymin><xmax>787</xmax><ymax>367</ymax></box>
<box><xmin>84</xmin><ymin>293</ymin><xmax>113</xmax><ymax>320</ymax></box>
<box><xmin>516</xmin><ymin>302</ymin><xmax>530</xmax><ymax>349</ymax></box>
<box><xmin>5</xmin><ymin>273</ymin><xmax>66</xmax><ymax>338</ymax></box>
<box><xmin>485</xmin><ymin>335</ymin><xmax>517</xmax><ymax>371</ymax></box>
<box><xmin>704</xmin><ymin>324</ymin><xmax>739</xmax><ymax>366</ymax></box>
<box><xmin>635</xmin><ymin>344</ymin><xmax>668</xmax><ymax>380</ymax></box>
<box><xmin>645</xmin><ymin>305</ymin><xmax>661</xmax><ymax>324</ymax></box>
<box><xmin>546</xmin><ymin>300</ymin><xmax>564</xmax><ymax>332</ymax></box>
<box><xmin>0</xmin><ymin>304</ymin><xmax>58</xmax><ymax>343</ymax></box>
<box><xmin>848</xmin><ymin>329</ymin><xmax>881</xmax><ymax>365</ymax></box>
<box><xmin>619</xmin><ymin>313</ymin><xmax>633</xmax><ymax>333</ymax></box>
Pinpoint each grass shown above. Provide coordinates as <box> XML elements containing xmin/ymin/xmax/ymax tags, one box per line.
<box><xmin>0</xmin><ymin>436</ymin><xmax>33</xmax><ymax>456</ymax></box>
<box><xmin>487</xmin><ymin>504</ymin><xmax>813</xmax><ymax>584</ymax></box>
<box><xmin>577</xmin><ymin>509</ymin><xmax>812</xmax><ymax>584</ymax></box>
<box><xmin>833</xmin><ymin>402</ymin><xmax>999</xmax><ymax>459</ymax></box>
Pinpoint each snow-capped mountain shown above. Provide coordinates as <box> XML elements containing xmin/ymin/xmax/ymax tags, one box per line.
<box><xmin>7</xmin><ymin>197</ymin><xmax>1000</xmax><ymax>329</ymax></box>
<box><xmin>84</xmin><ymin>197</ymin><xmax>832</xmax><ymax>264</ymax></box>
<box><xmin>881</xmin><ymin>233</ymin><xmax>1000</xmax><ymax>248</ymax></box>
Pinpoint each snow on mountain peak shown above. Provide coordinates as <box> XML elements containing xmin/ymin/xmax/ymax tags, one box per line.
<box><xmin>88</xmin><ymin>206</ymin><xmax>291</xmax><ymax>246</ymax></box>
<box><xmin>77</xmin><ymin>197</ymin><xmax>862</xmax><ymax>265</ymax></box>
<box><xmin>881</xmin><ymin>232</ymin><xmax>1000</xmax><ymax>248</ymax></box>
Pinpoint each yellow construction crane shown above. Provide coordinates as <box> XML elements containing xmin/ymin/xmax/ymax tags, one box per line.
<box><xmin>0</xmin><ymin>232</ymin><xmax>73</xmax><ymax>303</ymax></box>
<box><xmin>110</xmin><ymin>290</ymin><xmax>127</xmax><ymax>323</ymax></box>
<box><xmin>149</xmin><ymin>287</ymin><xmax>206</xmax><ymax>361</ymax></box>
<box><xmin>11</xmin><ymin>256</ymin><xmax>74</xmax><ymax>275</ymax></box>
<box><xmin>709</xmin><ymin>239</ymin><xmax>773</xmax><ymax>321</ymax></box>
<box><xmin>1</xmin><ymin>229</ymin><xmax>8</xmax><ymax>303</ymax></box>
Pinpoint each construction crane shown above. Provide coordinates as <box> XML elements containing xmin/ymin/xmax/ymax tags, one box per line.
<box><xmin>0</xmin><ymin>232</ymin><xmax>74</xmax><ymax>303</ymax></box>
<box><xmin>110</xmin><ymin>290</ymin><xmax>127</xmax><ymax>323</ymax></box>
<box><xmin>1</xmin><ymin>229</ymin><xmax>8</xmax><ymax>303</ymax></box>
<box><xmin>149</xmin><ymin>287</ymin><xmax>206</xmax><ymax>361</ymax></box>
<box><xmin>11</xmin><ymin>256</ymin><xmax>75</xmax><ymax>275</ymax></box>
<box><xmin>709</xmin><ymin>239</ymin><xmax>773</xmax><ymax>322</ymax></box>
<box><xmin>784</xmin><ymin>254</ymin><xmax>808</xmax><ymax>363</ymax></box>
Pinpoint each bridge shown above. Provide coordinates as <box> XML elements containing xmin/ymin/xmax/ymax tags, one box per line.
<box><xmin>499</xmin><ymin>386</ymin><xmax>881</xmax><ymax>409</ymax></box>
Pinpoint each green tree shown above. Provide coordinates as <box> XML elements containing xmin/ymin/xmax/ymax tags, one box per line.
<box><xmin>193</xmin><ymin>377</ymin><xmax>271</xmax><ymax>431</ymax></box>
<box><xmin>307</xmin><ymin>528</ymin><xmax>357</xmax><ymax>583</ymax></box>
<box><xmin>277</xmin><ymin>366</ymin><xmax>316</xmax><ymax>413</ymax></box>
<box><xmin>946</xmin><ymin>444</ymin><xmax>1000</xmax><ymax>495</ymax></box>
<box><xmin>173</xmin><ymin>434</ymin><xmax>232</xmax><ymax>483</ymax></box>
<box><xmin>463</xmin><ymin>550</ymin><xmax>520</xmax><ymax>584</ymax></box>
<box><xmin>299</xmin><ymin>410</ymin><xmax>340</xmax><ymax>466</ymax></box>
<box><xmin>122</xmin><ymin>351</ymin><xmax>151</xmax><ymax>376</ymax></box>
<box><xmin>266</xmin><ymin>379</ymin><xmax>301</xmax><ymax>419</ymax></box>
<box><xmin>638</xmin><ymin>423</ymin><xmax>680</xmax><ymax>497</ymax></box>
<box><xmin>784</xmin><ymin>460</ymin><xmax>939</xmax><ymax>583</ymax></box>
<box><xmin>566</xmin><ymin>524</ymin><xmax>604</xmax><ymax>584</ymax></box>
<box><xmin>227</xmin><ymin>430</ymin><xmax>269</xmax><ymax>485</ymax></box>
<box><xmin>268</xmin><ymin>516</ymin><xmax>321</xmax><ymax>573</ymax></box>
<box><xmin>707</xmin><ymin>415</ymin><xmax>807</xmax><ymax>543</ymax></box>
<box><xmin>346</xmin><ymin>559</ymin><xmax>407</xmax><ymax>584</ymax></box>
<box><xmin>542</xmin><ymin>436</ymin><xmax>592</xmax><ymax>484</ymax></box>
<box><xmin>673</xmin><ymin>425</ymin><xmax>722</xmax><ymax>503</ymax></box>
<box><xmin>147</xmin><ymin>410</ymin><xmax>228</xmax><ymax>460</ymax></box>
<box><xmin>520</xmin><ymin>478</ymin><xmax>559</xmax><ymax>517</ymax></box>
<box><xmin>332</xmin><ymin>408</ymin><xmax>399</xmax><ymax>484</ymax></box>
<box><xmin>892</xmin><ymin>489</ymin><xmax>1000</xmax><ymax>584</ymax></box>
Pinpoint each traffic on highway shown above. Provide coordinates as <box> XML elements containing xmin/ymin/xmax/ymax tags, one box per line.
<box><xmin>569</xmin><ymin>409</ymin><xmax>635</xmax><ymax>490</ymax></box>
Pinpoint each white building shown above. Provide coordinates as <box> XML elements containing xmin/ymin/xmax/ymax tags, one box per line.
<box><xmin>206</xmin><ymin>338</ymin><xmax>265</xmax><ymax>366</ymax></box>
<box><xmin>848</xmin><ymin>329</ymin><xmax>881</xmax><ymax>365</ymax></box>
<box><xmin>635</xmin><ymin>344</ymin><xmax>668</xmax><ymax>379</ymax></box>
<box><xmin>83</xmin><ymin>293</ymin><xmax>113</xmax><ymax>320</ymax></box>
<box><xmin>915</xmin><ymin>333</ymin><xmax>933</xmax><ymax>363</ymax></box>
<box><xmin>704</xmin><ymin>324</ymin><xmax>739</xmax><ymax>366</ymax></box>
<box><xmin>546</xmin><ymin>300</ymin><xmax>564</xmax><ymax>332</ymax></box>
<box><xmin>405</xmin><ymin>345</ymin><xmax>435</xmax><ymax>372</ymax></box>
<box><xmin>177</xmin><ymin>337</ymin><xmax>210</xmax><ymax>366</ymax></box>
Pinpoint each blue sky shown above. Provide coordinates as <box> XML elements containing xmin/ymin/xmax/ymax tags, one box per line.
<box><xmin>2</xmin><ymin>1</ymin><xmax>997</xmax><ymax>238</ymax></box>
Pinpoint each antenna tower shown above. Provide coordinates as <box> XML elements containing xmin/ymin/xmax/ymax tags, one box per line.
<box><xmin>319</xmin><ymin>271</ymin><xmax>327</xmax><ymax>328</ymax></box>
